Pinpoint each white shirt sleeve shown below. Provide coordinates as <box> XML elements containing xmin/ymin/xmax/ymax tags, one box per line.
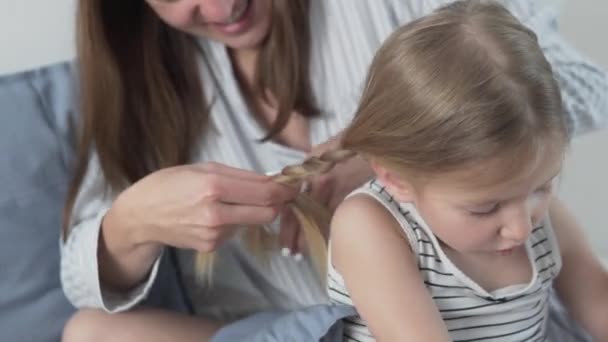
<box><xmin>59</xmin><ymin>154</ymin><xmax>162</xmax><ymax>313</ymax></box>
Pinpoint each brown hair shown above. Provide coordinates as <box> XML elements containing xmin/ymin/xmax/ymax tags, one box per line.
<box><xmin>342</xmin><ymin>0</ymin><xmax>568</xmax><ymax>179</ymax></box>
<box><xmin>196</xmin><ymin>149</ymin><xmax>356</xmax><ymax>282</ymax></box>
<box><xmin>63</xmin><ymin>0</ymin><xmax>318</xmax><ymax>239</ymax></box>
<box><xmin>241</xmin><ymin>0</ymin><xmax>570</xmax><ymax>278</ymax></box>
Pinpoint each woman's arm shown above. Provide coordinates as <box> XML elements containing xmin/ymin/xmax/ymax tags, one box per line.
<box><xmin>330</xmin><ymin>194</ymin><xmax>451</xmax><ymax>341</ymax></box>
<box><xmin>550</xmin><ymin>198</ymin><xmax>608</xmax><ymax>341</ymax></box>
<box><xmin>61</xmin><ymin>155</ymin><xmax>297</xmax><ymax>313</ymax></box>
<box><xmin>60</xmin><ymin>155</ymin><xmax>163</xmax><ymax>313</ymax></box>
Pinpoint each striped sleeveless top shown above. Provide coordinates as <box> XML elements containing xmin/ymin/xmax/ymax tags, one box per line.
<box><xmin>327</xmin><ymin>180</ymin><xmax>562</xmax><ymax>342</ymax></box>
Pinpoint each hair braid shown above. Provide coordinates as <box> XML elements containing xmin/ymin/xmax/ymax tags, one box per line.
<box><xmin>273</xmin><ymin>149</ymin><xmax>357</xmax><ymax>183</ymax></box>
<box><xmin>195</xmin><ymin>148</ymin><xmax>357</xmax><ymax>283</ymax></box>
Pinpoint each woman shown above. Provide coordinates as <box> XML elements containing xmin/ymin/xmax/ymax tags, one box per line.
<box><xmin>60</xmin><ymin>0</ymin><xmax>607</xmax><ymax>341</ymax></box>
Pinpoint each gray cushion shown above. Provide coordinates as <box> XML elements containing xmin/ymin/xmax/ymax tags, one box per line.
<box><xmin>0</xmin><ymin>62</ymin><xmax>190</xmax><ymax>342</ymax></box>
<box><xmin>0</xmin><ymin>63</ymin><xmax>77</xmax><ymax>342</ymax></box>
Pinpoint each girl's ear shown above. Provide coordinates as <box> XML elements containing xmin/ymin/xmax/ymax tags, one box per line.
<box><xmin>370</xmin><ymin>160</ymin><xmax>416</xmax><ymax>202</ymax></box>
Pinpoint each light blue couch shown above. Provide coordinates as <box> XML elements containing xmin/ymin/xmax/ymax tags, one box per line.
<box><xmin>0</xmin><ymin>62</ymin><xmax>187</xmax><ymax>342</ymax></box>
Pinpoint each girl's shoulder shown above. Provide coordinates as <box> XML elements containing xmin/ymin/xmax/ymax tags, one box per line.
<box><xmin>332</xmin><ymin>180</ymin><xmax>420</xmax><ymax>254</ymax></box>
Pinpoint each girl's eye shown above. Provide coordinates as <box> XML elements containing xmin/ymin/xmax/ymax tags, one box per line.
<box><xmin>469</xmin><ymin>204</ymin><xmax>500</xmax><ymax>217</ymax></box>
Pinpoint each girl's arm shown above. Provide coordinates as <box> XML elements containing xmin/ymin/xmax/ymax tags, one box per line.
<box><xmin>550</xmin><ymin>198</ymin><xmax>608</xmax><ymax>341</ymax></box>
<box><xmin>330</xmin><ymin>194</ymin><xmax>451</xmax><ymax>341</ymax></box>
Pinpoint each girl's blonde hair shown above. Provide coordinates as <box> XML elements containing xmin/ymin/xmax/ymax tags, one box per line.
<box><xmin>196</xmin><ymin>0</ymin><xmax>569</xmax><ymax>280</ymax></box>
<box><xmin>342</xmin><ymin>0</ymin><xmax>568</xmax><ymax>181</ymax></box>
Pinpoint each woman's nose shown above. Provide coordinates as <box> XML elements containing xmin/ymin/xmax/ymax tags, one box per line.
<box><xmin>195</xmin><ymin>0</ymin><xmax>241</xmax><ymax>24</ymax></box>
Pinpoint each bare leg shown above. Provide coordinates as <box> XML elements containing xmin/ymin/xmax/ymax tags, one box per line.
<box><xmin>62</xmin><ymin>308</ymin><xmax>223</xmax><ymax>342</ymax></box>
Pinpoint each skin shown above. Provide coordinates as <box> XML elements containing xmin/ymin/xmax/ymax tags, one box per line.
<box><xmin>146</xmin><ymin>0</ymin><xmax>272</xmax><ymax>51</ymax></box>
<box><xmin>331</xmin><ymin>149</ymin><xmax>607</xmax><ymax>340</ymax></box>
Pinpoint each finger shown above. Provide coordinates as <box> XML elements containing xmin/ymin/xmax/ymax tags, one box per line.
<box><xmin>296</xmin><ymin>228</ymin><xmax>308</xmax><ymax>257</ymax></box>
<box><xmin>160</xmin><ymin>227</ymin><xmax>215</xmax><ymax>252</ymax></box>
<box><xmin>205</xmin><ymin>175</ymin><xmax>299</xmax><ymax>206</ymax></box>
<box><xmin>188</xmin><ymin>224</ymin><xmax>234</xmax><ymax>243</ymax></box>
<box><xmin>290</xmin><ymin>214</ymin><xmax>302</xmax><ymax>256</ymax></box>
<box><xmin>190</xmin><ymin>225</ymin><xmax>240</xmax><ymax>252</ymax></box>
<box><xmin>201</xmin><ymin>201</ymin><xmax>282</xmax><ymax>227</ymax></box>
<box><xmin>308</xmin><ymin>177</ymin><xmax>332</xmax><ymax>208</ymax></box>
<box><xmin>279</xmin><ymin>207</ymin><xmax>298</xmax><ymax>256</ymax></box>
<box><xmin>196</xmin><ymin>162</ymin><xmax>271</xmax><ymax>181</ymax></box>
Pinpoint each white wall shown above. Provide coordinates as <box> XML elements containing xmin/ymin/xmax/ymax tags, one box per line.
<box><xmin>0</xmin><ymin>0</ymin><xmax>606</xmax><ymax>257</ymax></box>
<box><xmin>557</xmin><ymin>1</ymin><xmax>608</xmax><ymax>258</ymax></box>
<box><xmin>0</xmin><ymin>0</ymin><xmax>75</xmax><ymax>74</ymax></box>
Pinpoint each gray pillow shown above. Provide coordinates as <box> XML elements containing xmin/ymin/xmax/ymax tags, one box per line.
<box><xmin>0</xmin><ymin>62</ymin><xmax>190</xmax><ymax>342</ymax></box>
<box><xmin>0</xmin><ymin>62</ymin><xmax>77</xmax><ymax>342</ymax></box>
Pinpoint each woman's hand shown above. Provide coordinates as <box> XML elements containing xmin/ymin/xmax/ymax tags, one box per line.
<box><xmin>279</xmin><ymin>134</ymin><xmax>374</xmax><ymax>257</ymax></box>
<box><xmin>305</xmin><ymin>135</ymin><xmax>372</xmax><ymax>212</ymax></box>
<box><xmin>100</xmin><ymin>162</ymin><xmax>298</xmax><ymax>290</ymax></box>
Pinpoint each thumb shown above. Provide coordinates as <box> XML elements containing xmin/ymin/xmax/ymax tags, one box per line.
<box><xmin>278</xmin><ymin>206</ymin><xmax>301</xmax><ymax>256</ymax></box>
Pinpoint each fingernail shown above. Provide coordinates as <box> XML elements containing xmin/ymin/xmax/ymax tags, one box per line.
<box><xmin>293</xmin><ymin>253</ymin><xmax>303</xmax><ymax>262</ymax></box>
<box><xmin>281</xmin><ymin>247</ymin><xmax>292</xmax><ymax>257</ymax></box>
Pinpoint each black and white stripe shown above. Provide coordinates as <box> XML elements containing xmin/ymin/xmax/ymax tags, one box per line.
<box><xmin>327</xmin><ymin>180</ymin><xmax>561</xmax><ymax>341</ymax></box>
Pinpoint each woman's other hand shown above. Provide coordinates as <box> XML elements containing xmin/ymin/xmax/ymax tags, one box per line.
<box><xmin>100</xmin><ymin>162</ymin><xmax>298</xmax><ymax>290</ymax></box>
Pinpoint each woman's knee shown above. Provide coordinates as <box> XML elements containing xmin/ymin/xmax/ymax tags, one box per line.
<box><xmin>62</xmin><ymin>309</ymin><xmax>118</xmax><ymax>342</ymax></box>
<box><xmin>62</xmin><ymin>307</ymin><xmax>220</xmax><ymax>342</ymax></box>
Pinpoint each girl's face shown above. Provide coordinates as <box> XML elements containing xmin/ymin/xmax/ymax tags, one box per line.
<box><xmin>146</xmin><ymin>0</ymin><xmax>272</xmax><ymax>50</ymax></box>
<box><xmin>399</xmin><ymin>151</ymin><xmax>564</xmax><ymax>257</ymax></box>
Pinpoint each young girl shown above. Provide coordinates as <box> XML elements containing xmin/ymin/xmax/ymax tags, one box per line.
<box><xmin>267</xmin><ymin>0</ymin><xmax>607</xmax><ymax>340</ymax></box>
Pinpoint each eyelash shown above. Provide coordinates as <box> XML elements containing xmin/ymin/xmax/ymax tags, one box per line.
<box><xmin>468</xmin><ymin>183</ymin><xmax>554</xmax><ymax>218</ymax></box>
<box><xmin>470</xmin><ymin>204</ymin><xmax>500</xmax><ymax>217</ymax></box>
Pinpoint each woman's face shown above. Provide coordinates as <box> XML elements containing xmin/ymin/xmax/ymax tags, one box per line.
<box><xmin>146</xmin><ymin>0</ymin><xmax>272</xmax><ymax>50</ymax></box>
